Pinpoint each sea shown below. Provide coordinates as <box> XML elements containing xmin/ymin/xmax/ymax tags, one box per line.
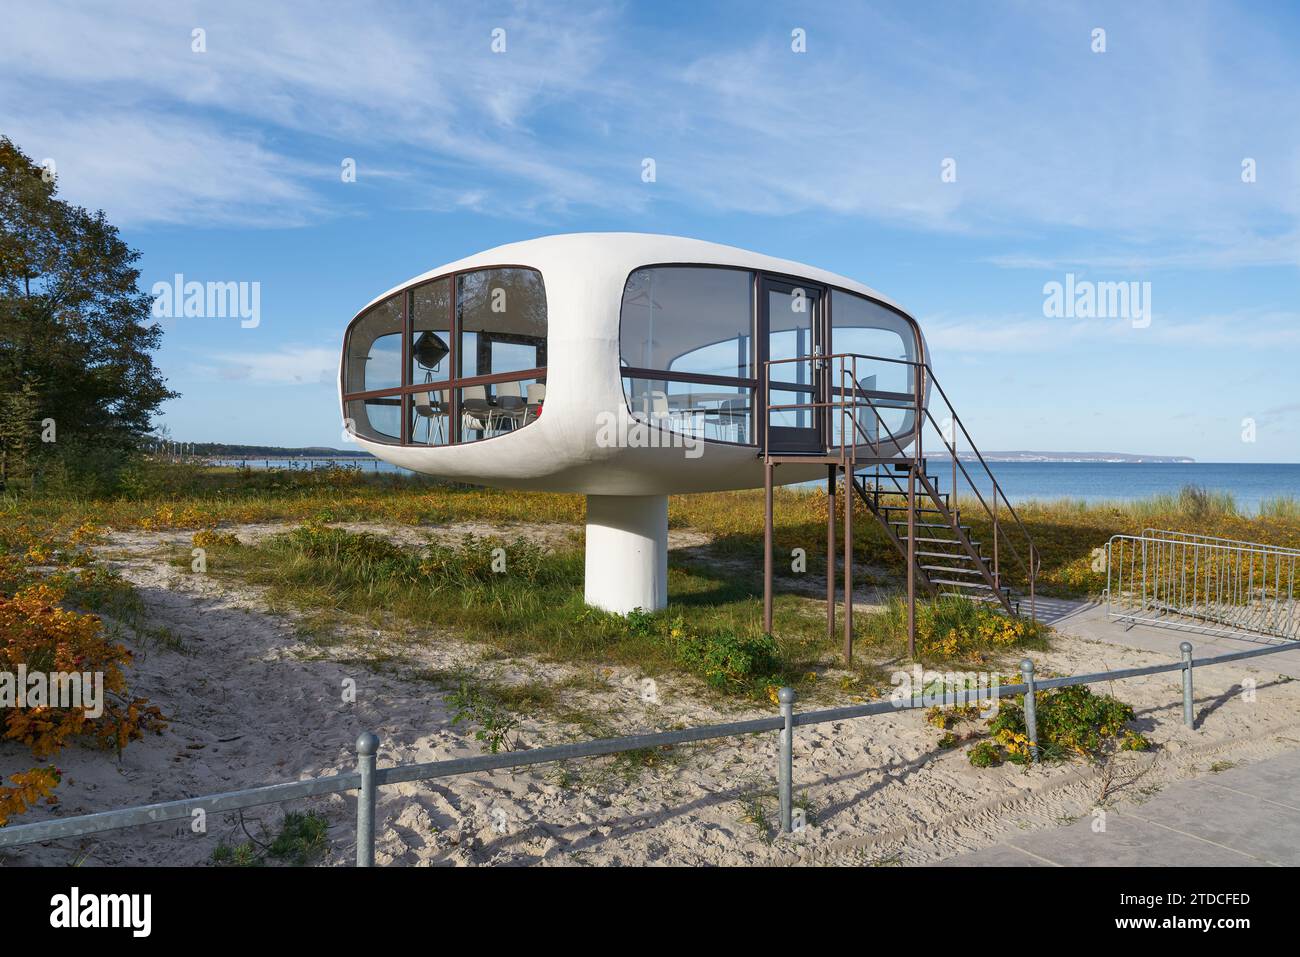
<box><xmin>941</xmin><ymin>461</ymin><xmax>1300</xmax><ymax>513</ymax></box>
<box><xmin>210</xmin><ymin>458</ymin><xmax>1300</xmax><ymax>513</ymax></box>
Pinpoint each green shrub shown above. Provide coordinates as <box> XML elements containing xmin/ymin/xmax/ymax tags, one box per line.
<box><xmin>272</xmin><ymin>526</ymin><xmax>573</xmax><ymax>593</ymax></box>
<box><xmin>211</xmin><ymin>810</ymin><xmax>329</xmax><ymax>867</ymax></box>
<box><xmin>860</xmin><ymin>595</ymin><xmax>1047</xmax><ymax>664</ymax></box>
<box><xmin>447</xmin><ymin>680</ymin><xmax>521</xmax><ymax>753</ymax></box>
<box><xmin>284</xmin><ymin>523</ymin><xmax>414</xmax><ymax>571</ymax></box>
<box><xmin>984</xmin><ymin>684</ymin><xmax>1149</xmax><ymax>764</ymax></box>
<box><xmin>266</xmin><ymin>811</ymin><xmax>330</xmax><ymax>865</ymax></box>
<box><xmin>419</xmin><ymin>534</ymin><xmax>555</xmax><ymax>588</ymax></box>
<box><xmin>663</xmin><ymin>616</ymin><xmax>779</xmax><ymax>690</ymax></box>
<box><xmin>968</xmin><ymin>741</ymin><xmax>1002</xmax><ymax>767</ymax></box>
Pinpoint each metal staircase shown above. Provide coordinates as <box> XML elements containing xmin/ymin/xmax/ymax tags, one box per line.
<box><xmin>761</xmin><ymin>352</ymin><xmax>1040</xmax><ymax>662</ymax></box>
<box><xmin>853</xmin><ymin>462</ymin><xmax>1016</xmax><ymax>613</ymax></box>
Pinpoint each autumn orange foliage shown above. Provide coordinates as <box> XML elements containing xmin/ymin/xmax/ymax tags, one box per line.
<box><xmin>0</xmin><ymin>767</ymin><xmax>61</xmax><ymax>827</ymax></box>
<box><xmin>1</xmin><ymin>526</ymin><xmax>166</xmax><ymax>825</ymax></box>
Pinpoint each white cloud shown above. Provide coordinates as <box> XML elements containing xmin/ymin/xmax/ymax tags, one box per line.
<box><xmin>197</xmin><ymin>345</ymin><xmax>339</xmax><ymax>385</ymax></box>
<box><xmin>0</xmin><ymin>0</ymin><xmax>620</xmax><ymax>225</ymax></box>
<box><xmin>3</xmin><ymin>113</ymin><xmax>323</xmax><ymax>227</ymax></box>
<box><xmin>926</xmin><ymin>307</ymin><xmax>1300</xmax><ymax>355</ymax></box>
<box><xmin>2</xmin><ymin>0</ymin><xmax>1298</xmax><ymax>265</ymax></box>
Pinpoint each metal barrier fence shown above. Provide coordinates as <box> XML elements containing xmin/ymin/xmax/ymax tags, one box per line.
<box><xmin>1107</xmin><ymin>531</ymin><xmax>1299</xmax><ymax>642</ymax></box>
<box><xmin>1</xmin><ymin>639</ymin><xmax>1296</xmax><ymax>864</ymax></box>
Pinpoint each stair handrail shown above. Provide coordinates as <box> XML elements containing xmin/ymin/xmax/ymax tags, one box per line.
<box><xmin>837</xmin><ymin>355</ymin><xmax>915</xmax><ymax>462</ymax></box>
<box><xmin>761</xmin><ymin>351</ymin><xmax>1040</xmax><ymax>613</ymax></box>
<box><xmin>831</xmin><ymin>355</ymin><xmax>1029</xmax><ymax>615</ymax></box>
<box><xmin>764</xmin><ymin>351</ymin><xmax>918</xmax><ymax>464</ymax></box>
<box><xmin>918</xmin><ymin>363</ymin><xmax>1041</xmax><ymax>598</ymax></box>
<box><xmin>830</xmin><ymin>353</ymin><xmax>1039</xmax><ymax>603</ymax></box>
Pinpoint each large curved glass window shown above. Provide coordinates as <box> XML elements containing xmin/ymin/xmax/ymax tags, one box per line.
<box><xmin>343</xmin><ymin>294</ymin><xmax>403</xmax><ymax>395</ymax></box>
<box><xmin>458</xmin><ymin>268</ymin><xmax>548</xmax><ymax>378</ymax></box>
<box><xmin>345</xmin><ymin>395</ymin><xmax>402</xmax><ymax>443</ymax></box>
<box><xmin>410</xmin><ymin>278</ymin><xmax>451</xmax><ymax>386</ymax></box>
<box><xmin>831</xmin><ymin>290</ymin><xmax>918</xmax><ymax>448</ymax></box>
<box><xmin>342</xmin><ymin>268</ymin><xmax>546</xmax><ymax>446</ymax></box>
<box><xmin>619</xmin><ymin>266</ymin><xmax>755</xmax><ymax>445</ymax></box>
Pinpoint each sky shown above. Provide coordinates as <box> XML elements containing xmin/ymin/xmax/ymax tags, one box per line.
<box><xmin>2</xmin><ymin>0</ymin><xmax>1298</xmax><ymax>461</ymax></box>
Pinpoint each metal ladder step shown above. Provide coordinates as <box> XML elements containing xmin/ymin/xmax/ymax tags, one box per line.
<box><xmin>931</xmin><ymin>579</ymin><xmax>1012</xmax><ymax>597</ymax></box>
<box><xmin>920</xmin><ymin>564</ymin><xmax>984</xmax><ymax>576</ymax></box>
<box><xmin>891</xmin><ymin>521</ymin><xmax>971</xmax><ymax>531</ymax></box>
<box><xmin>857</xmin><ymin>478</ymin><xmax>940</xmax><ymax>489</ymax></box>
<box><xmin>880</xmin><ymin>506</ymin><xmax>952</xmax><ymax>518</ymax></box>
<box><xmin>864</xmin><ymin>494</ymin><xmax>950</xmax><ymax>508</ymax></box>
<box><xmin>939</xmin><ymin>592</ymin><xmax>1007</xmax><ymax>605</ymax></box>
<box><xmin>859</xmin><ymin>482</ymin><xmax>941</xmax><ymax>492</ymax></box>
<box><xmin>903</xmin><ymin>536</ymin><xmax>982</xmax><ymax>547</ymax></box>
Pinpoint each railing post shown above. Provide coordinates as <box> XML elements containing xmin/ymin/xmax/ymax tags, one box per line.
<box><xmin>1181</xmin><ymin>641</ymin><xmax>1196</xmax><ymax>729</ymax></box>
<box><xmin>906</xmin><ymin>463</ymin><xmax>916</xmax><ymax>659</ymax></box>
<box><xmin>992</xmin><ymin>480</ymin><xmax>1000</xmax><ymax>588</ymax></box>
<box><xmin>763</xmin><ymin>460</ymin><xmax>774</xmax><ymax>635</ymax></box>
<box><xmin>778</xmin><ymin>687</ymin><xmax>795</xmax><ymax>834</ymax></box>
<box><xmin>844</xmin><ymin>452</ymin><xmax>854</xmax><ymax>663</ymax></box>
<box><xmin>355</xmin><ymin>731</ymin><xmax>379</xmax><ymax>867</ymax></box>
<box><xmin>1020</xmin><ymin>659</ymin><xmax>1039</xmax><ymax>764</ymax></box>
<box><xmin>908</xmin><ymin>361</ymin><xmax>921</xmax><ymax>660</ymax></box>
<box><xmin>826</xmin><ymin>465</ymin><xmax>836</xmax><ymax>643</ymax></box>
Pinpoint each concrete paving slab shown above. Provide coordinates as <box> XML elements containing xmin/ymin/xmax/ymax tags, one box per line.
<box><xmin>942</xmin><ymin>748</ymin><xmax>1300</xmax><ymax>867</ymax></box>
<box><xmin>1118</xmin><ymin>779</ymin><xmax>1300</xmax><ymax>865</ymax></box>
<box><xmin>1005</xmin><ymin>808</ymin><xmax>1269</xmax><ymax>866</ymax></box>
<box><xmin>1199</xmin><ymin>751</ymin><xmax>1300</xmax><ymax>810</ymax></box>
<box><xmin>942</xmin><ymin>843</ymin><xmax>1048</xmax><ymax>866</ymax></box>
<box><xmin>1046</xmin><ymin>601</ymin><xmax>1300</xmax><ymax>678</ymax></box>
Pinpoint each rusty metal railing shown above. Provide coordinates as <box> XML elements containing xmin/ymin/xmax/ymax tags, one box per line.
<box><xmin>762</xmin><ymin>352</ymin><xmax>1039</xmax><ymax>618</ymax></box>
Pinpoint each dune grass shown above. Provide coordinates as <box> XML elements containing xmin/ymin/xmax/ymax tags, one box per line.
<box><xmin>4</xmin><ymin>461</ymin><xmax>1297</xmax><ymax>697</ymax></box>
<box><xmin>185</xmin><ymin>521</ymin><xmax>1052</xmax><ymax>698</ymax></box>
<box><xmin>186</xmin><ymin>523</ymin><xmax>838</xmax><ymax>698</ymax></box>
<box><xmin>5</xmin><ymin>460</ymin><xmax>1297</xmax><ymax>605</ymax></box>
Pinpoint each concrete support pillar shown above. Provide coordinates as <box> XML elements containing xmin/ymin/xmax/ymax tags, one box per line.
<box><xmin>584</xmin><ymin>494</ymin><xmax>668</xmax><ymax>614</ymax></box>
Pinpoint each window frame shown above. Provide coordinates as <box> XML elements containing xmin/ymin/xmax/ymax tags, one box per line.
<box><xmin>616</xmin><ymin>263</ymin><xmax>926</xmax><ymax>449</ymax></box>
<box><xmin>618</xmin><ymin>263</ymin><xmax>760</xmax><ymax>449</ymax></box>
<box><xmin>341</xmin><ymin>264</ymin><xmax>547</xmax><ymax>446</ymax></box>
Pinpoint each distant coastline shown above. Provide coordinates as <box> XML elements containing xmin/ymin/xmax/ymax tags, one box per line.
<box><xmin>177</xmin><ymin>443</ymin><xmax>372</xmax><ymax>459</ymax></box>
<box><xmin>929</xmin><ymin>451</ymin><xmax>1195</xmax><ymax>464</ymax></box>
<box><xmin>181</xmin><ymin>444</ymin><xmax>1197</xmax><ymax>464</ymax></box>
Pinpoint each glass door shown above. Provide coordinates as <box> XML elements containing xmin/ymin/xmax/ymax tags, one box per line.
<box><xmin>762</xmin><ymin>277</ymin><xmax>826</xmax><ymax>453</ymax></box>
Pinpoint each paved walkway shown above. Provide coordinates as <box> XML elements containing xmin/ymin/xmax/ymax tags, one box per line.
<box><xmin>944</xmin><ymin>596</ymin><xmax>1300</xmax><ymax>866</ymax></box>
<box><xmin>1038</xmin><ymin>597</ymin><xmax>1300</xmax><ymax>679</ymax></box>
<box><xmin>946</xmin><ymin>747</ymin><xmax>1300</xmax><ymax>866</ymax></box>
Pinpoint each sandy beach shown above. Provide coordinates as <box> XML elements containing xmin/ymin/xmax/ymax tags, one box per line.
<box><xmin>4</xmin><ymin>523</ymin><xmax>1299</xmax><ymax>867</ymax></box>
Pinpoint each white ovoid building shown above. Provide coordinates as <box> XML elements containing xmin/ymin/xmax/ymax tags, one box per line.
<box><xmin>339</xmin><ymin>233</ymin><xmax>928</xmax><ymax>614</ymax></box>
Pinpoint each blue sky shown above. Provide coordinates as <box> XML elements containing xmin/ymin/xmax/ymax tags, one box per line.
<box><xmin>3</xmin><ymin>1</ymin><xmax>1298</xmax><ymax>461</ymax></box>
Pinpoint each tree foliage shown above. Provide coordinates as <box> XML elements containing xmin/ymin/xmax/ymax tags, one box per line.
<box><xmin>0</xmin><ymin>136</ymin><xmax>176</xmax><ymax>488</ymax></box>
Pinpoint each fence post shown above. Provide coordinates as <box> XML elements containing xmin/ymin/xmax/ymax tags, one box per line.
<box><xmin>1020</xmin><ymin>659</ymin><xmax>1039</xmax><ymax>765</ymax></box>
<box><xmin>1180</xmin><ymin>641</ymin><xmax>1196</xmax><ymax>729</ymax></box>
<box><xmin>355</xmin><ymin>731</ymin><xmax>379</xmax><ymax>867</ymax></box>
<box><xmin>778</xmin><ymin>687</ymin><xmax>795</xmax><ymax>834</ymax></box>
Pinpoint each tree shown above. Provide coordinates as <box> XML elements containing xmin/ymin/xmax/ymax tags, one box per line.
<box><xmin>0</xmin><ymin>136</ymin><xmax>177</xmax><ymax>488</ymax></box>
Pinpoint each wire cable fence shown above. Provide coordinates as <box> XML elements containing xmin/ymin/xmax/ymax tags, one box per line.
<box><xmin>1</xmin><ymin>638</ymin><xmax>1296</xmax><ymax>864</ymax></box>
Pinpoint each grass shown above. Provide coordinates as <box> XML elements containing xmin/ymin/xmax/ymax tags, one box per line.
<box><xmin>5</xmin><ymin>462</ymin><xmax>1298</xmax><ymax>702</ymax></box>
<box><xmin>178</xmin><ymin>517</ymin><xmax>1055</xmax><ymax>698</ymax></box>
<box><xmin>6</xmin><ymin>460</ymin><xmax>1296</xmax><ymax>601</ymax></box>
<box><xmin>211</xmin><ymin>810</ymin><xmax>330</xmax><ymax>867</ymax></box>
<box><xmin>188</xmin><ymin>523</ymin><xmax>825</xmax><ymax>697</ymax></box>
